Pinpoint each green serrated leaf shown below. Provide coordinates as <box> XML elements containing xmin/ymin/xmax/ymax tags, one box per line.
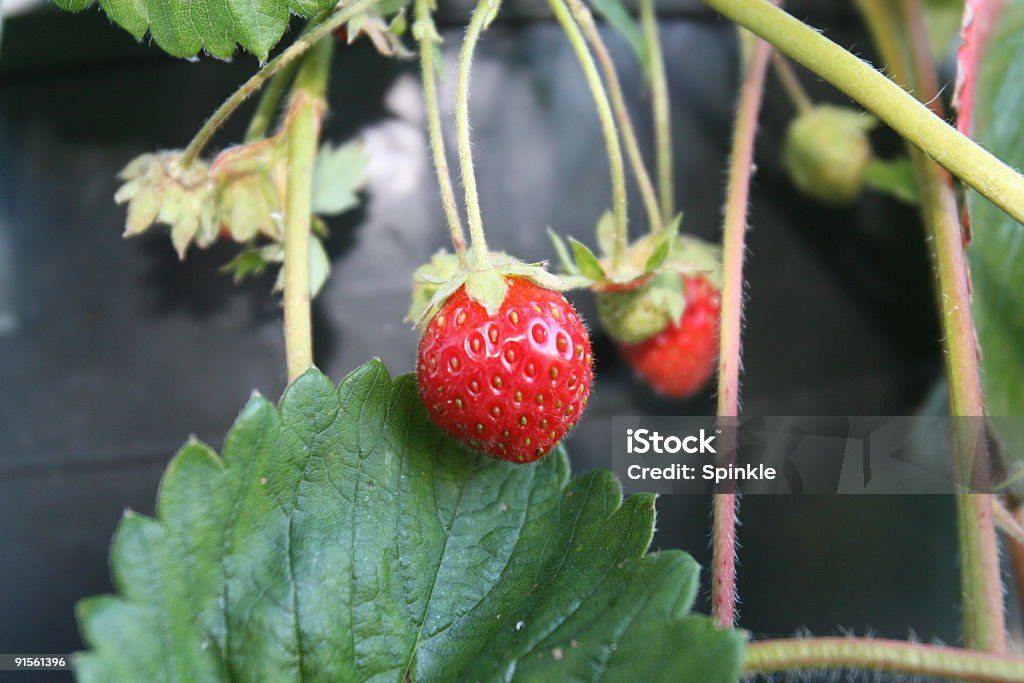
<box><xmin>588</xmin><ymin>0</ymin><xmax>648</xmax><ymax>77</ymax></box>
<box><xmin>967</xmin><ymin>0</ymin><xmax>1024</xmax><ymax>494</ymax></box>
<box><xmin>74</xmin><ymin>362</ymin><xmax>745</xmax><ymax>682</ymax></box>
<box><xmin>464</xmin><ymin>268</ymin><xmax>509</xmax><ymax>315</ymax></box>
<box><xmin>595</xmin><ymin>209</ymin><xmax>616</xmax><ymax>257</ymax></box>
<box><xmin>570</xmin><ymin>238</ymin><xmax>607</xmax><ymax>281</ymax></box>
<box><xmin>54</xmin><ymin>0</ymin><xmax>339</xmax><ymax>59</ymax></box>
<box><xmin>864</xmin><ymin>157</ymin><xmax>919</xmax><ymax>204</ymax></box>
<box><xmin>312</xmin><ymin>141</ymin><xmax>368</xmax><ymax>216</ymax></box>
<box><xmin>547</xmin><ymin>228</ymin><xmax>580</xmax><ymax>275</ymax></box>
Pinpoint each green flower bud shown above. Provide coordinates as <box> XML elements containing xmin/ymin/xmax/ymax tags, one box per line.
<box><xmin>783</xmin><ymin>105</ymin><xmax>875</xmax><ymax>204</ymax></box>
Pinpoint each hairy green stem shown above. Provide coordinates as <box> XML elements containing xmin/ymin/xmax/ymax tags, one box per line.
<box><xmin>744</xmin><ymin>638</ymin><xmax>1024</xmax><ymax>681</ymax></box>
<box><xmin>712</xmin><ymin>32</ymin><xmax>773</xmax><ymax>631</ymax></box>
<box><xmin>244</xmin><ymin>13</ymin><xmax>331</xmax><ymax>143</ymax></box>
<box><xmin>858</xmin><ymin>0</ymin><xmax>1004</xmax><ymax>653</ymax></box>
<box><xmin>639</xmin><ymin>0</ymin><xmax>673</xmax><ymax>222</ymax></box>
<box><xmin>548</xmin><ymin>0</ymin><xmax>628</xmax><ymax>269</ymax></box>
<box><xmin>771</xmin><ymin>53</ymin><xmax>811</xmax><ymax>113</ymax></box>
<box><xmin>698</xmin><ymin>0</ymin><xmax>1024</xmax><ymax>227</ymax></box>
<box><xmin>181</xmin><ymin>0</ymin><xmax>378</xmax><ymax>165</ymax></box>
<box><xmin>415</xmin><ymin>0</ymin><xmax>469</xmax><ymax>266</ymax></box>
<box><xmin>455</xmin><ymin>0</ymin><xmax>501</xmax><ymax>268</ymax></box>
<box><xmin>282</xmin><ymin>39</ymin><xmax>331</xmax><ymax>382</ymax></box>
<box><xmin>567</xmin><ymin>0</ymin><xmax>661</xmax><ymax>233</ymax></box>
<box><xmin>244</xmin><ymin>60</ymin><xmax>301</xmax><ymax>142</ymax></box>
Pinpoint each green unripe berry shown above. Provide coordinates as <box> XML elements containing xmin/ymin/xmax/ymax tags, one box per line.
<box><xmin>783</xmin><ymin>105</ymin><xmax>875</xmax><ymax>204</ymax></box>
<box><xmin>597</xmin><ymin>282</ymin><xmax>675</xmax><ymax>344</ymax></box>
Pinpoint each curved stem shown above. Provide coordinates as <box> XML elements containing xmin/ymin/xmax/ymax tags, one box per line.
<box><xmin>567</xmin><ymin>0</ymin><xmax>661</xmax><ymax>233</ymax></box>
<box><xmin>771</xmin><ymin>52</ymin><xmax>812</xmax><ymax>113</ymax></box>
<box><xmin>282</xmin><ymin>39</ymin><xmax>332</xmax><ymax>382</ymax></box>
<box><xmin>712</xmin><ymin>32</ymin><xmax>773</xmax><ymax>630</ymax></box>
<box><xmin>858</xmin><ymin>0</ymin><xmax>1005</xmax><ymax>653</ymax></box>
<box><xmin>415</xmin><ymin>0</ymin><xmax>469</xmax><ymax>266</ymax></box>
<box><xmin>639</xmin><ymin>0</ymin><xmax>673</xmax><ymax>222</ymax></box>
<box><xmin>180</xmin><ymin>0</ymin><xmax>378</xmax><ymax>165</ymax></box>
<box><xmin>548</xmin><ymin>0</ymin><xmax>628</xmax><ymax>270</ymax></box>
<box><xmin>744</xmin><ymin>638</ymin><xmax>1024</xmax><ymax>682</ymax></box>
<box><xmin>244</xmin><ymin>59</ymin><xmax>300</xmax><ymax>142</ymax></box>
<box><xmin>698</xmin><ymin>0</ymin><xmax>1024</xmax><ymax>227</ymax></box>
<box><xmin>455</xmin><ymin>0</ymin><xmax>500</xmax><ymax>268</ymax></box>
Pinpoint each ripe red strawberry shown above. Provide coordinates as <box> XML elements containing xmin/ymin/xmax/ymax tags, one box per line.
<box><xmin>618</xmin><ymin>275</ymin><xmax>720</xmax><ymax>398</ymax></box>
<box><xmin>417</xmin><ymin>277</ymin><xmax>593</xmax><ymax>463</ymax></box>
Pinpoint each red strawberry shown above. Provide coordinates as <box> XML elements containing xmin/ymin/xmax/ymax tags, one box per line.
<box><xmin>417</xmin><ymin>276</ymin><xmax>593</xmax><ymax>463</ymax></box>
<box><xmin>618</xmin><ymin>275</ymin><xmax>720</xmax><ymax>398</ymax></box>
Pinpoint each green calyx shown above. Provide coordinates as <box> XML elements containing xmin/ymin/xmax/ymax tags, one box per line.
<box><xmin>407</xmin><ymin>250</ymin><xmax>571</xmax><ymax>327</ymax></box>
<box><xmin>783</xmin><ymin>104</ymin><xmax>876</xmax><ymax>204</ymax></box>
<box><xmin>594</xmin><ymin>235</ymin><xmax>722</xmax><ymax>344</ymax></box>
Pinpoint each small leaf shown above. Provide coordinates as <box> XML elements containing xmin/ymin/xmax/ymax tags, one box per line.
<box><xmin>464</xmin><ymin>268</ymin><xmax>510</xmax><ymax>316</ymax></box>
<box><xmin>644</xmin><ymin>236</ymin><xmax>671</xmax><ymax>272</ymax></box>
<box><xmin>588</xmin><ymin>0</ymin><xmax>648</xmax><ymax>77</ymax></box>
<box><xmin>595</xmin><ymin>209</ymin><xmax>616</xmax><ymax>257</ymax></box>
<box><xmin>222</xmin><ymin>249</ymin><xmax>272</xmax><ymax>284</ymax></box>
<box><xmin>311</xmin><ymin>141</ymin><xmax>368</xmax><ymax>216</ymax></box>
<box><xmin>664</xmin><ymin>211</ymin><xmax>683</xmax><ymax>237</ymax></box>
<box><xmin>73</xmin><ymin>362</ymin><xmax>745</xmax><ymax>682</ymax></box>
<box><xmin>308</xmin><ymin>235</ymin><xmax>331</xmax><ymax>297</ymax></box>
<box><xmin>547</xmin><ymin>228</ymin><xmax>580</xmax><ymax>275</ymax></box>
<box><xmin>864</xmin><ymin>158</ymin><xmax>919</xmax><ymax>204</ymax></box>
<box><xmin>570</xmin><ymin>238</ymin><xmax>607</xmax><ymax>281</ymax></box>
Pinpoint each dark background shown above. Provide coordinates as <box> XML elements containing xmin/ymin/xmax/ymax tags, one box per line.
<box><xmin>1</xmin><ymin>0</ymin><xmax>1019</xmax><ymax>679</ymax></box>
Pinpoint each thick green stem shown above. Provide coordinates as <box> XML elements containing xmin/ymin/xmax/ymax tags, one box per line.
<box><xmin>282</xmin><ymin>39</ymin><xmax>331</xmax><ymax>382</ymax></box>
<box><xmin>712</xmin><ymin>31</ymin><xmax>773</xmax><ymax>631</ymax></box>
<box><xmin>180</xmin><ymin>0</ymin><xmax>378</xmax><ymax>165</ymax></box>
<box><xmin>639</xmin><ymin>0</ymin><xmax>673</xmax><ymax>222</ymax></box>
<box><xmin>744</xmin><ymin>638</ymin><xmax>1024</xmax><ymax>682</ymax></box>
<box><xmin>455</xmin><ymin>0</ymin><xmax>501</xmax><ymax>268</ymax></box>
<box><xmin>548</xmin><ymin>0</ymin><xmax>628</xmax><ymax>270</ymax></box>
<box><xmin>698</xmin><ymin>0</ymin><xmax>1024</xmax><ymax>227</ymax></box>
<box><xmin>567</xmin><ymin>0</ymin><xmax>661</xmax><ymax>233</ymax></box>
<box><xmin>858</xmin><ymin>0</ymin><xmax>1004</xmax><ymax>653</ymax></box>
<box><xmin>415</xmin><ymin>0</ymin><xmax>469</xmax><ymax>266</ymax></box>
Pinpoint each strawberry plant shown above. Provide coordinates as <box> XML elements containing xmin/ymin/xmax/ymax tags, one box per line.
<box><xmin>24</xmin><ymin>0</ymin><xmax>1024</xmax><ymax>680</ymax></box>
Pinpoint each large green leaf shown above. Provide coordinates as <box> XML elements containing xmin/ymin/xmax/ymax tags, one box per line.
<box><xmin>74</xmin><ymin>361</ymin><xmax>744</xmax><ymax>682</ymax></box>
<box><xmin>51</xmin><ymin>0</ymin><xmax>340</xmax><ymax>60</ymax></box>
<box><xmin>967</xmin><ymin>1</ymin><xmax>1024</xmax><ymax>490</ymax></box>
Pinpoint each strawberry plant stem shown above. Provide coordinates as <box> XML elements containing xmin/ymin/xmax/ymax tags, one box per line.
<box><xmin>771</xmin><ymin>53</ymin><xmax>811</xmax><ymax>113</ymax></box>
<box><xmin>244</xmin><ymin>60</ymin><xmax>300</xmax><ymax>142</ymax></box>
<box><xmin>639</xmin><ymin>0</ymin><xmax>673</xmax><ymax>222</ymax></box>
<box><xmin>858</xmin><ymin>0</ymin><xmax>1005</xmax><ymax>654</ymax></box>
<box><xmin>744</xmin><ymin>638</ymin><xmax>1024</xmax><ymax>681</ymax></box>
<box><xmin>548</xmin><ymin>0</ymin><xmax>628</xmax><ymax>269</ymax></box>
<box><xmin>698</xmin><ymin>0</ymin><xmax>1024</xmax><ymax>228</ymax></box>
<box><xmin>712</xmin><ymin>31</ymin><xmax>772</xmax><ymax>630</ymax></box>
<box><xmin>180</xmin><ymin>0</ymin><xmax>378</xmax><ymax>166</ymax></box>
<box><xmin>282</xmin><ymin>39</ymin><xmax>331</xmax><ymax>382</ymax></box>
<box><xmin>415</xmin><ymin>0</ymin><xmax>469</xmax><ymax>266</ymax></box>
<box><xmin>993</xmin><ymin>499</ymin><xmax>1024</xmax><ymax>546</ymax></box>
<box><xmin>1008</xmin><ymin>505</ymin><xmax>1024</xmax><ymax>621</ymax></box>
<box><xmin>567</xmin><ymin>0</ymin><xmax>661</xmax><ymax>233</ymax></box>
<box><xmin>456</xmin><ymin>0</ymin><xmax>500</xmax><ymax>268</ymax></box>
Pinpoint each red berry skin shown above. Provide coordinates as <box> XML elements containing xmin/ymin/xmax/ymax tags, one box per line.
<box><xmin>417</xmin><ymin>277</ymin><xmax>594</xmax><ymax>463</ymax></box>
<box><xmin>618</xmin><ymin>275</ymin><xmax>721</xmax><ymax>398</ymax></box>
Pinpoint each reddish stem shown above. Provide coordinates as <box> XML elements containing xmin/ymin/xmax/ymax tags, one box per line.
<box><xmin>712</xmin><ymin>32</ymin><xmax>774</xmax><ymax>630</ymax></box>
